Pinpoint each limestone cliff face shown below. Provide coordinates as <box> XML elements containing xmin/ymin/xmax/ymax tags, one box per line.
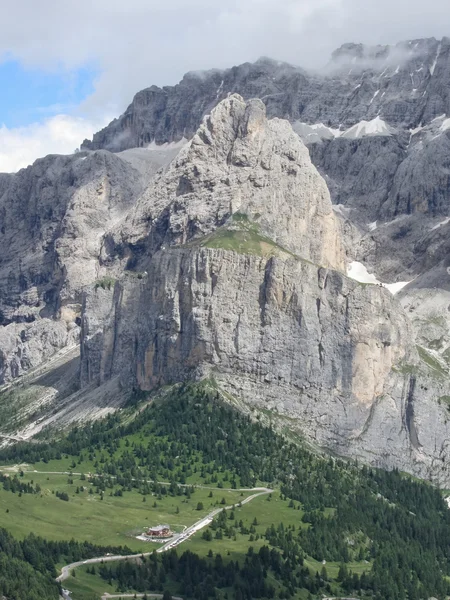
<box><xmin>1</xmin><ymin>92</ymin><xmax>449</xmax><ymax>485</ymax></box>
<box><xmin>81</xmin><ymin>247</ymin><xmax>450</xmax><ymax>484</ymax></box>
<box><xmin>0</xmin><ymin>151</ymin><xmax>144</xmax><ymax>383</ymax></box>
<box><xmin>78</xmin><ymin>95</ymin><xmax>450</xmax><ymax>485</ymax></box>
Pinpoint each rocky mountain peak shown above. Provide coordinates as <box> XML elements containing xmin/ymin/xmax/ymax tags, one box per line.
<box><xmin>108</xmin><ymin>94</ymin><xmax>344</xmax><ymax>271</ymax></box>
<box><xmin>330</xmin><ymin>42</ymin><xmax>390</xmax><ymax>65</ymax></box>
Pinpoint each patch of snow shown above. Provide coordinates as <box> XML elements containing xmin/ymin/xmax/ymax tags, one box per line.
<box><xmin>369</xmin><ymin>89</ymin><xmax>380</xmax><ymax>105</ymax></box>
<box><xmin>440</xmin><ymin>118</ymin><xmax>450</xmax><ymax>132</ymax></box>
<box><xmin>292</xmin><ymin>121</ymin><xmax>342</xmax><ymax>143</ymax></box>
<box><xmin>410</xmin><ymin>124</ymin><xmax>423</xmax><ymax>136</ymax></box>
<box><xmin>446</xmin><ymin>497</ymin><xmax>450</xmax><ymax>509</ymax></box>
<box><xmin>431</xmin><ymin>217</ymin><xmax>450</xmax><ymax>230</ymax></box>
<box><xmin>394</xmin><ymin>65</ymin><xmax>400</xmax><ymax>75</ymax></box>
<box><xmin>430</xmin><ymin>43</ymin><xmax>441</xmax><ymax>75</ymax></box>
<box><xmin>368</xmin><ymin>221</ymin><xmax>377</xmax><ymax>231</ymax></box>
<box><xmin>347</xmin><ymin>262</ymin><xmax>380</xmax><ymax>285</ymax></box>
<box><xmin>215</xmin><ymin>79</ymin><xmax>224</xmax><ymax>99</ymax></box>
<box><xmin>347</xmin><ymin>261</ymin><xmax>411</xmax><ymax>295</ymax></box>
<box><xmin>353</xmin><ymin>83</ymin><xmax>361</xmax><ymax>91</ymax></box>
<box><xmin>384</xmin><ymin>281</ymin><xmax>411</xmax><ymax>294</ymax></box>
<box><xmin>342</xmin><ymin>116</ymin><xmax>394</xmax><ymax>139</ymax></box>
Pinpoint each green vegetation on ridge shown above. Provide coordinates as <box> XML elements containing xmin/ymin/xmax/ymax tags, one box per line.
<box><xmin>1</xmin><ymin>383</ymin><xmax>450</xmax><ymax>599</ymax></box>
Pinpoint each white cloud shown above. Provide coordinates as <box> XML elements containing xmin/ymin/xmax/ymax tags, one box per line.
<box><xmin>2</xmin><ymin>0</ymin><xmax>450</xmax><ymax>116</ymax></box>
<box><xmin>0</xmin><ymin>114</ymin><xmax>110</xmax><ymax>173</ymax></box>
<box><xmin>1</xmin><ymin>0</ymin><xmax>450</xmax><ymax>168</ymax></box>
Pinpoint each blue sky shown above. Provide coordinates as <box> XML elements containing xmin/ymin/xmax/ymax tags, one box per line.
<box><xmin>0</xmin><ymin>60</ymin><xmax>98</xmax><ymax>128</ymax></box>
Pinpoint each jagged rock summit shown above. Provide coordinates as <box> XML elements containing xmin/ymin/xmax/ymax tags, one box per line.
<box><xmin>82</xmin><ymin>37</ymin><xmax>450</xmax><ymax>152</ymax></box>
<box><xmin>105</xmin><ymin>95</ymin><xmax>344</xmax><ymax>271</ymax></box>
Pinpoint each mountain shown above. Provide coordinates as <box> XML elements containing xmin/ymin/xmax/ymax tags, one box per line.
<box><xmin>81</xmin><ymin>37</ymin><xmax>450</xmax><ymax>383</ymax></box>
<box><xmin>81</xmin><ymin>38</ymin><xmax>450</xmax><ymax>151</ymax></box>
<box><xmin>1</xmin><ymin>40</ymin><xmax>450</xmax><ymax>486</ymax></box>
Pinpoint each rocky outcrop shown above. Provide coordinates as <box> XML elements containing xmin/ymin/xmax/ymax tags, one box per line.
<box><xmin>0</xmin><ymin>151</ymin><xmax>144</xmax><ymax>383</ymax></box>
<box><xmin>105</xmin><ymin>95</ymin><xmax>344</xmax><ymax>272</ymax></box>
<box><xmin>78</xmin><ymin>96</ymin><xmax>450</xmax><ymax>485</ymax></box>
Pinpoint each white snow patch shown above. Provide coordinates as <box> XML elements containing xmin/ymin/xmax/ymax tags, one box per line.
<box><xmin>347</xmin><ymin>262</ymin><xmax>380</xmax><ymax>285</ymax></box>
<box><xmin>384</xmin><ymin>281</ymin><xmax>411</xmax><ymax>294</ymax></box>
<box><xmin>215</xmin><ymin>80</ymin><xmax>224</xmax><ymax>99</ymax></box>
<box><xmin>446</xmin><ymin>497</ymin><xmax>450</xmax><ymax>509</ymax></box>
<box><xmin>368</xmin><ymin>221</ymin><xmax>377</xmax><ymax>231</ymax></box>
<box><xmin>430</xmin><ymin>43</ymin><xmax>441</xmax><ymax>75</ymax></box>
<box><xmin>347</xmin><ymin>261</ymin><xmax>411</xmax><ymax>295</ymax></box>
<box><xmin>394</xmin><ymin>65</ymin><xmax>400</xmax><ymax>74</ymax></box>
<box><xmin>292</xmin><ymin>121</ymin><xmax>342</xmax><ymax>142</ymax></box>
<box><xmin>440</xmin><ymin>118</ymin><xmax>450</xmax><ymax>132</ymax></box>
<box><xmin>342</xmin><ymin>116</ymin><xmax>394</xmax><ymax>139</ymax></box>
<box><xmin>409</xmin><ymin>124</ymin><xmax>423</xmax><ymax>136</ymax></box>
<box><xmin>431</xmin><ymin>217</ymin><xmax>450</xmax><ymax>230</ymax></box>
<box><xmin>369</xmin><ymin>89</ymin><xmax>380</xmax><ymax>105</ymax></box>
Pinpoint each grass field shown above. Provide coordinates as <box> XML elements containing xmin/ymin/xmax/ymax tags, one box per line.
<box><xmin>0</xmin><ymin>470</ymin><xmax>251</xmax><ymax>552</ymax></box>
<box><xmin>64</xmin><ymin>565</ymin><xmax>118</xmax><ymax>600</ymax></box>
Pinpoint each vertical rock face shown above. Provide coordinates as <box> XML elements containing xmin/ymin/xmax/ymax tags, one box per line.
<box><xmin>78</xmin><ymin>95</ymin><xmax>450</xmax><ymax>485</ymax></box>
<box><xmin>81</xmin><ymin>246</ymin><xmax>450</xmax><ymax>485</ymax></box>
<box><xmin>0</xmin><ymin>151</ymin><xmax>144</xmax><ymax>383</ymax></box>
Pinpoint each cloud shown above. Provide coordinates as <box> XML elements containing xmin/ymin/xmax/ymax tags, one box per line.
<box><xmin>2</xmin><ymin>0</ymin><xmax>450</xmax><ymax>115</ymax></box>
<box><xmin>1</xmin><ymin>0</ymin><xmax>450</xmax><ymax>169</ymax></box>
<box><xmin>0</xmin><ymin>114</ymin><xmax>110</xmax><ymax>173</ymax></box>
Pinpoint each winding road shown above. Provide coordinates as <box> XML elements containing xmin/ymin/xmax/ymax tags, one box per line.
<box><xmin>56</xmin><ymin>486</ymin><xmax>273</xmax><ymax>586</ymax></box>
